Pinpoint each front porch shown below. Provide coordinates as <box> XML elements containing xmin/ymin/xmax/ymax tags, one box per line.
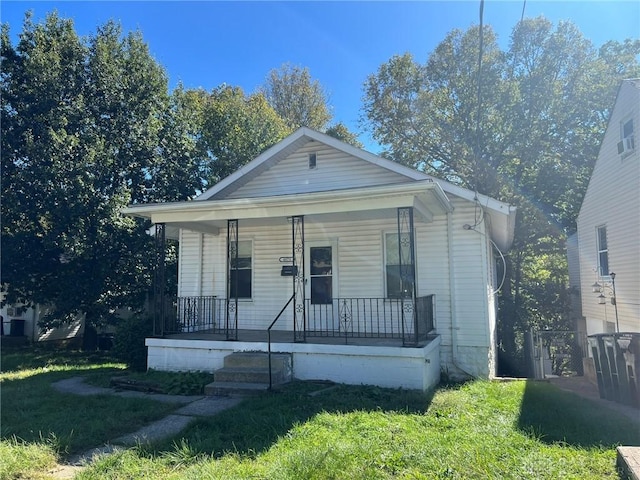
<box><xmin>146</xmin><ymin>331</ymin><xmax>441</xmax><ymax>391</ymax></box>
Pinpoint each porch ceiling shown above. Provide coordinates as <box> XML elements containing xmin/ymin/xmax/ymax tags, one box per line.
<box><xmin>124</xmin><ymin>181</ymin><xmax>453</xmax><ymax>233</ymax></box>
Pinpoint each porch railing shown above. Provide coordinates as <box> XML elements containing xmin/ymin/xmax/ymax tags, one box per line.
<box><xmin>175</xmin><ymin>296</ymin><xmax>225</xmax><ymax>334</ymax></box>
<box><xmin>172</xmin><ymin>294</ymin><xmax>435</xmax><ymax>345</ymax></box>
<box><xmin>306</xmin><ymin>295</ymin><xmax>435</xmax><ymax>345</ymax></box>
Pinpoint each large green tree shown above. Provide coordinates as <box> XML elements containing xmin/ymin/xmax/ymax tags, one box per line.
<box><xmin>262</xmin><ymin>63</ymin><xmax>332</xmax><ymax>131</ymax></box>
<box><xmin>193</xmin><ymin>85</ymin><xmax>289</xmax><ymax>185</ymax></box>
<box><xmin>1</xmin><ymin>13</ymin><xmax>202</xmax><ymax>347</ymax></box>
<box><xmin>363</xmin><ymin>17</ymin><xmax>640</xmax><ymax>374</ymax></box>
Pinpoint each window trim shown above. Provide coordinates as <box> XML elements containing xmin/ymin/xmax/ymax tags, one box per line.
<box><xmin>619</xmin><ymin>116</ymin><xmax>635</xmax><ymax>157</ymax></box>
<box><xmin>596</xmin><ymin>225</ymin><xmax>609</xmax><ymax>278</ymax></box>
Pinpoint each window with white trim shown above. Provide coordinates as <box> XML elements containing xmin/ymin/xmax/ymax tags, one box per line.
<box><xmin>230</xmin><ymin>240</ymin><xmax>252</xmax><ymax>299</ymax></box>
<box><xmin>618</xmin><ymin>117</ymin><xmax>635</xmax><ymax>155</ymax></box>
<box><xmin>596</xmin><ymin>226</ymin><xmax>609</xmax><ymax>277</ymax></box>
<box><xmin>384</xmin><ymin>233</ymin><xmax>414</xmax><ymax>298</ymax></box>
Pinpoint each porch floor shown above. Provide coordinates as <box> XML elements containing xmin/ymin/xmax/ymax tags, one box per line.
<box><xmin>164</xmin><ymin>329</ymin><xmax>431</xmax><ymax>348</ymax></box>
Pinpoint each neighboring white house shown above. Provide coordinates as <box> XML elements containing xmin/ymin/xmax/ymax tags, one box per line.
<box><xmin>124</xmin><ymin>127</ymin><xmax>516</xmax><ymax>390</ymax></box>
<box><xmin>0</xmin><ymin>298</ymin><xmax>85</xmax><ymax>344</ymax></box>
<box><xmin>576</xmin><ymin>79</ymin><xmax>640</xmax><ymax>336</ymax></box>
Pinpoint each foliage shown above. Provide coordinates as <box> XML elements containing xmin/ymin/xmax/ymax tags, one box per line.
<box><xmin>262</xmin><ymin>63</ymin><xmax>332</xmax><ymax>131</ymax></box>
<box><xmin>112</xmin><ymin>315</ymin><xmax>154</xmax><ymax>371</ymax></box>
<box><xmin>325</xmin><ymin>121</ymin><xmax>364</xmax><ymax>148</ymax></box>
<box><xmin>103</xmin><ymin>369</ymin><xmax>215</xmax><ymax>395</ymax></box>
<box><xmin>362</xmin><ymin>18</ymin><xmax>640</xmax><ymax>374</ymax></box>
<box><xmin>0</xmin><ymin>14</ymin><xmax>200</xmax><ymax>344</ymax></box>
<box><xmin>193</xmin><ymin>85</ymin><xmax>289</xmax><ymax>185</ymax></box>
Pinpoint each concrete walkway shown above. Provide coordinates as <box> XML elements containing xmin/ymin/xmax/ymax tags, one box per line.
<box><xmin>51</xmin><ymin>376</ymin><xmax>242</xmax><ymax>470</ymax></box>
<box><xmin>546</xmin><ymin>376</ymin><xmax>640</xmax><ymax>480</ymax></box>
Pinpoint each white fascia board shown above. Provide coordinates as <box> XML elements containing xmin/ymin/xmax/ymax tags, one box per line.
<box><xmin>124</xmin><ymin>181</ymin><xmax>453</xmax><ymax>224</ymax></box>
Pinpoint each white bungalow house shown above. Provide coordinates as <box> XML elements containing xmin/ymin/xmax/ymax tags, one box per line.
<box><xmin>576</xmin><ymin>79</ymin><xmax>640</xmax><ymax>337</ymax></box>
<box><xmin>124</xmin><ymin>128</ymin><xmax>516</xmax><ymax>391</ymax></box>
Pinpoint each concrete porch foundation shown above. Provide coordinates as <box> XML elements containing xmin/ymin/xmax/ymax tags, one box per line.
<box><xmin>146</xmin><ymin>333</ymin><xmax>441</xmax><ymax>391</ymax></box>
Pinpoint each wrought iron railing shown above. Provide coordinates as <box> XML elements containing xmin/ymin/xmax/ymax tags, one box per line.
<box><xmin>268</xmin><ymin>294</ymin><xmax>295</xmax><ymax>389</ymax></box>
<box><xmin>176</xmin><ymin>296</ymin><xmax>225</xmax><ymax>334</ymax></box>
<box><xmin>171</xmin><ymin>294</ymin><xmax>435</xmax><ymax>345</ymax></box>
<box><xmin>306</xmin><ymin>295</ymin><xmax>435</xmax><ymax>345</ymax></box>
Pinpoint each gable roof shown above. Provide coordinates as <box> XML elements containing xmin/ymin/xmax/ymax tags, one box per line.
<box><xmin>125</xmin><ymin>127</ymin><xmax>516</xmax><ymax>250</ymax></box>
<box><xmin>197</xmin><ymin>127</ymin><xmax>510</xmax><ymax>212</ymax></box>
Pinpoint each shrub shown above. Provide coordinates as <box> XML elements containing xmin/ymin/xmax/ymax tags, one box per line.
<box><xmin>112</xmin><ymin>315</ymin><xmax>153</xmax><ymax>371</ymax></box>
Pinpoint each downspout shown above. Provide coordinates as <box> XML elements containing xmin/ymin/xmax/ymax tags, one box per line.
<box><xmin>447</xmin><ymin>211</ymin><xmax>473</xmax><ymax>377</ymax></box>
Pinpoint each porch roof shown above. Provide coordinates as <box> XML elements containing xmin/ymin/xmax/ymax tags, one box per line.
<box><xmin>124</xmin><ymin>180</ymin><xmax>453</xmax><ymax>233</ymax></box>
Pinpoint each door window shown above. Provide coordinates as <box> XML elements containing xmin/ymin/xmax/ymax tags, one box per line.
<box><xmin>310</xmin><ymin>246</ymin><xmax>332</xmax><ymax>304</ymax></box>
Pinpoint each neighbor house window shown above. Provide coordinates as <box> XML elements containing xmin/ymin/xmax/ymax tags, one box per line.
<box><xmin>385</xmin><ymin>233</ymin><xmax>414</xmax><ymax>298</ymax></box>
<box><xmin>230</xmin><ymin>240</ymin><xmax>252</xmax><ymax>299</ymax></box>
<box><xmin>308</xmin><ymin>152</ymin><xmax>317</xmax><ymax>169</ymax></box>
<box><xmin>596</xmin><ymin>226</ymin><xmax>609</xmax><ymax>277</ymax></box>
<box><xmin>618</xmin><ymin>117</ymin><xmax>635</xmax><ymax>154</ymax></box>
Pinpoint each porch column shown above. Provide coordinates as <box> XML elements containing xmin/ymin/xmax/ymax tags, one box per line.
<box><xmin>153</xmin><ymin>223</ymin><xmax>167</xmax><ymax>337</ymax></box>
<box><xmin>226</xmin><ymin>219</ymin><xmax>239</xmax><ymax>340</ymax></box>
<box><xmin>397</xmin><ymin>207</ymin><xmax>418</xmax><ymax>345</ymax></box>
<box><xmin>292</xmin><ymin>215</ymin><xmax>306</xmax><ymax>342</ymax></box>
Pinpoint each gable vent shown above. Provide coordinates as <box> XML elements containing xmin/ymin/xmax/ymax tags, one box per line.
<box><xmin>308</xmin><ymin>152</ymin><xmax>317</xmax><ymax>169</ymax></box>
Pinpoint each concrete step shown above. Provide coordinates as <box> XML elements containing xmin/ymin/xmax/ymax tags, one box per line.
<box><xmin>205</xmin><ymin>381</ymin><xmax>271</xmax><ymax>397</ymax></box>
<box><xmin>214</xmin><ymin>367</ymin><xmax>286</xmax><ymax>385</ymax></box>
<box><xmin>223</xmin><ymin>352</ymin><xmax>291</xmax><ymax>370</ymax></box>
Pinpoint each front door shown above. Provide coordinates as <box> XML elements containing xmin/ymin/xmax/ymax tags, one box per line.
<box><xmin>305</xmin><ymin>242</ymin><xmax>338</xmax><ymax>333</ymax></box>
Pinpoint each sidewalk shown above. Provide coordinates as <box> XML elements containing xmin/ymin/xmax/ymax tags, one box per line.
<box><xmin>547</xmin><ymin>376</ymin><xmax>640</xmax><ymax>480</ymax></box>
<box><xmin>546</xmin><ymin>375</ymin><xmax>639</xmax><ymax>424</ymax></box>
<box><xmin>50</xmin><ymin>376</ymin><xmax>242</xmax><ymax>476</ymax></box>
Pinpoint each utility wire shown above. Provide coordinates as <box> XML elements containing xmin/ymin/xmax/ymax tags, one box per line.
<box><xmin>474</xmin><ymin>0</ymin><xmax>485</xmax><ymax>195</ymax></box>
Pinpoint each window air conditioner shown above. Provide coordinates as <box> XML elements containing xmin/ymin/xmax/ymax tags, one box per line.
<box><xmin>618</xmin><ymin>135</ymin><xmax>635</xmax><ymax>154</ymax></box>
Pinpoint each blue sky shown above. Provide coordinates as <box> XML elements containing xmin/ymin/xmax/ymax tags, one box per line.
<box><xmin>2</xmin><ymin>1</ymin><xmax>639</xmax><ymax>152</ymax></box>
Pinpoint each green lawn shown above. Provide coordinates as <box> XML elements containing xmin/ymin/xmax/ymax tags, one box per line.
<box><xmin>2</xmin><ymin>347</ymin><xmax>638</xmax><ymax>479</ymax></box>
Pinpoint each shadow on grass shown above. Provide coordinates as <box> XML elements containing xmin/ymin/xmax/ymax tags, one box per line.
<box><xmin>0</xmin><ymin>347</ymin><xmax>176</xmax><ymax>457</ymax></box>
<box><xmin>149</xmin><ymin>380</ymin><xmax>436</xmax><ymax>458</ymax></box>
<box><xmin>517</xmin><ymin>379</ymin><xmax>640</xmax><ymax>448</ymax></box>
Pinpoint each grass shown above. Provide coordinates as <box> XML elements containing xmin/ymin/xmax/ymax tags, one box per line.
<box><xmin>2</xmin><ymin>347</ymin><xmax>639</xmax><ymax>479</ymax></box>
<box><xmin>0</xmin><ymin>347</ymin><xmax>178</xmax><ymax>458</ymax></box>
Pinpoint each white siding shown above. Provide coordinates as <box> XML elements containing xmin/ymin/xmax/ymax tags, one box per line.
<box><xmin>225</xmin><ymin>143</ymin><xmax>412</xmax><ymax>199</ymax></box>
<box><xmin>577</xmin><ymin>81</ymin><xmax>640</xmax><ymax>334</ymax></box>
<box><xmin>176</xmin><ymin>197</ymin><xmax>495</xmax><ymax>376</ymax></box>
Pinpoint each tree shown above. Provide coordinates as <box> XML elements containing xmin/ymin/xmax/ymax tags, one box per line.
<box><xmin>362</xmin><ymin>17</ymin><xmax>640</xmax><ymax>374</ymax></box>
<box><xmin>325</xmin><ymin>122</ymin><xmax>364</xmax><ymax>148</ymax></box>
<box><xmin>196</xmin><ymin>85</ymin><xmax>289</xmax><ymax>185</ymax></box>
<box><xmin>262</xmin><ymin>63</ymin><xmax>332</xmax><ymax>131</ymax></box>
<box><xmin>1</xmin><ymin>13</ymin><xmax>202</xmax><ymax>348</ymax></box>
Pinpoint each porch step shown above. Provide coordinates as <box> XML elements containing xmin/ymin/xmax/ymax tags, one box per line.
<box><xmin>223</xmin><ymin>352</ymin><xmax>291</xmax><ymax>370</ymax></box>
<box><xmin>204</xmin><ymin>381</ymin><xmax>271</xmax><ymax>397</ymax></box>
<box><xmin>214</xmin><ymin>367</ymin><xmax>286</xmax><ymax>384</ymax></box>
<box><xmin>206</xmin><ymin>352</ymin><xmax>292</xmax><ymax>397</ymax></box>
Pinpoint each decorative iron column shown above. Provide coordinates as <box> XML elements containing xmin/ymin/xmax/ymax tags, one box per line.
<box><xmin>397</xmin><ymin>207</ymin><xmax>418</xmax><ymax>345</ymax></box>
<box><xmin>226</xmin><ymin>219</ymin><xmax>239</xmax><ymax>340</ymax></box>
<box><xmin>292</xmin><ymin>216</ymin><xmax>306</xmax><ymax>342</ymax></box>
<box><xmin>153</xmin><ymin>223</ymin><xmax>167</xmax><ymax>337</ymax></box>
